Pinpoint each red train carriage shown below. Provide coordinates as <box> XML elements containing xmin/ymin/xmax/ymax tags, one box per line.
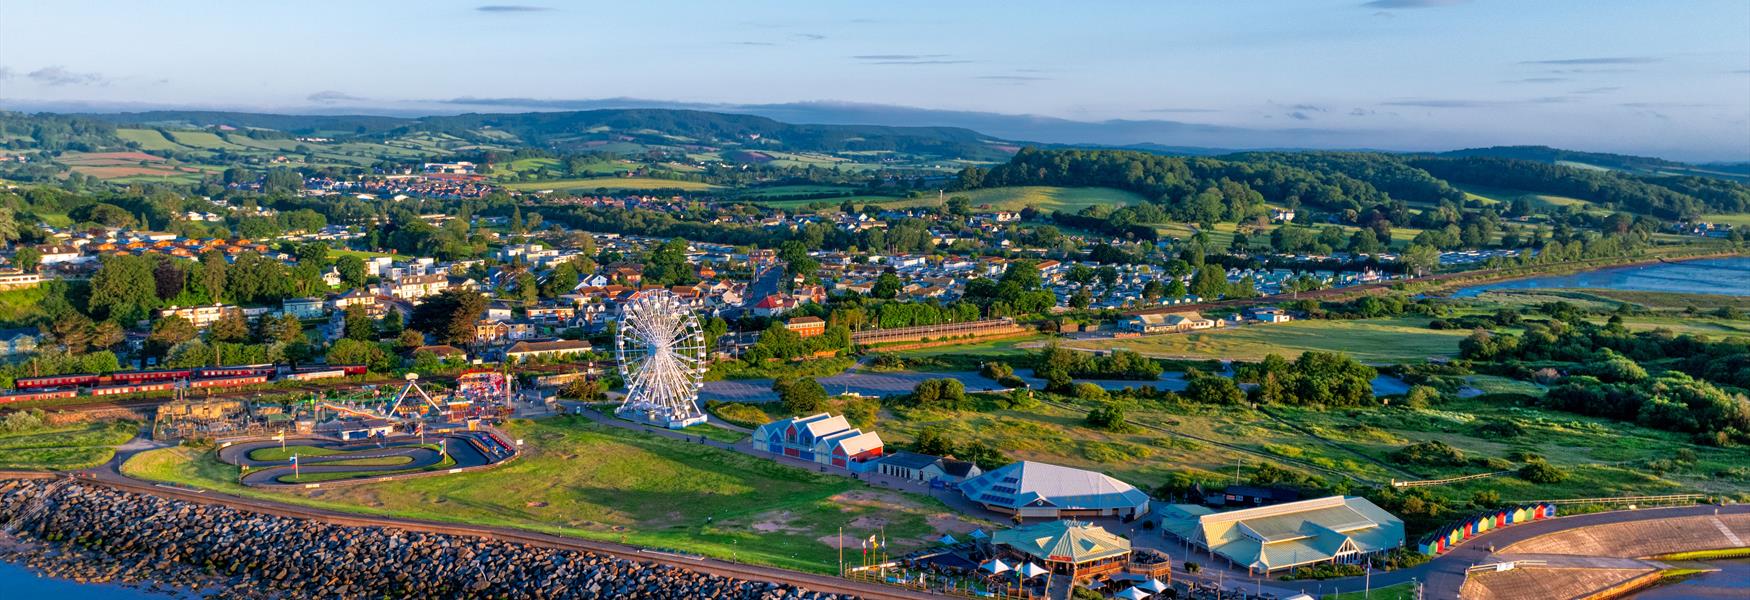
<box><xmin>334</xmin><ymin>365</ymin><xmax>368</xmax><ymax>376</ymax></box>
<box><xmin>188</xmin><ymin>375</ymin><xmax>270</xmax><ymax>389</ymax></box>
<box><xmin>194</xmin><ymin>365</ymin><xmax>277</xmax><ymax>379</ymax></box>
<box><xmin>13</xmin><ymin>374</ymin><xmax>102</xmax><ymax>390</ymax></box>
<box><xmin>283</xmin><ymin>369</ymin><xmax>345</xmax><ymax>382</ymax></box>
<box><xmin>104</xmin><ymin>369</ymin><xmax>194</xmax><ymax>385</ymax></box>
<box><xmin>91</xmin><ymin>381</ymin><xmax>177</xmax><ymax>396</ymax></box>
<box><xmin>0</xmin><ymin>389</ymin><xmax>79</xmax><ymax>404</ymax></box>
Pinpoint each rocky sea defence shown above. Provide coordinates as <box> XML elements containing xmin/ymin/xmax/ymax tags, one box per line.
<box><xmin>0</xmin><ymin>478</ymin><xmax>856</xmax><ymax>599</ymax></box>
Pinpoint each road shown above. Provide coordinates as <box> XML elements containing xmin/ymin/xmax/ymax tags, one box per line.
<box><xmin>700</xmin><ymin>369</ymin><xmax>1188</xmax><ymax>404</ymax></box>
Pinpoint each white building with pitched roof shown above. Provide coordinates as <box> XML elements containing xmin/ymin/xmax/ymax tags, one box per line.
<box><xmin>960</xmin><ymin>461</ymin><xmax>1151</xmax><ymax>519</ymax></box>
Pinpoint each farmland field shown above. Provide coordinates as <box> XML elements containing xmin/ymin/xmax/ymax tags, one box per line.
<box><xmin>1456</xmin><ymin>184</ymin><xmax>1606</xmax><ymax>215</ymax></box>
<box><xmin>115</xmin><ymin>128</ymin><xmax>182</xmax><ymax>151</ymax></box>
<box><xmin>505</xmin><ymin>177</ymin><xmax>721</xmax><ymax>192</ymax></box>
<box><xmin>122</xmin><ymin>416</ymin><xmax>984</xmax><ymax>574</ymax></box>
<box><xmin>1063</xmin><ymin>317</ymin><xmax>1469</xmax><ymax>364</ymax></box>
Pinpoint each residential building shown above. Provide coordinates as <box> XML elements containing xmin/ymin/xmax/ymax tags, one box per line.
<box><xmin>157</xmin><ymin>304</ymin><xmax>243</xmax><ymax>329</ymax></box>
<box><xmin>504</xmin><ymin>339</ymin><xmax>592</xmax><ymax>361</ymax></box>
<box><xmin>783</xmin><ymin>316</ymin><xmax>826</xmax><ymax>338</ymax></box>
<box><xmin>282</xmin><ymin>297</ymin><xmax>326</xmax><ymax>320</ymax></box>
<box><xmin>381</xmin><ymin>273</ymin><xmax>449</xmax><ymax>301</ymax></box>
<box><xmin>874</xmin><ymin>451</ymin><xmax>983</xmax><ymax>485</ymax></box>
<box><xmin>0</xmin><ymin>327</ymin><xmax>39</xmax><ymax>356</ymax></box>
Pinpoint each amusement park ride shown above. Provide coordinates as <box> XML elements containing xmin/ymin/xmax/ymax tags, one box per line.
<box><xmin>310</xmin><ymin>370</ymin><xmax>515</xmax><ymax>432</ymax></box>
<box><xmin>615</xmin><ymin>289</ymin><xmax>710</xmax><ymax>429</ymax></box>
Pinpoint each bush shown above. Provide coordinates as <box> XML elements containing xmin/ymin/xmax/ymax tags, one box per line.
<box><xmin>1473</xmin><ymin>419</ymin><xmax>1526</xmax><ymax>438</ymax></box>
<box><xmin>1518</xmin><ymin>460</ymin><xmax>1568</xmax><ymax>484</ymax></box>
<box><xmin>706</xmin><ymin>401</ymin><xmax>773</xmax><ymax>428</ymax></box>
<box><xmin>1391</xmin><ymin>440</ymin><xmax>1467</xmax><ymax>467</ymax></box>
<box><xmin>1085</xmin><ymin>402</ymin><xmax>1133</xmax><ymax>433</ymax></box>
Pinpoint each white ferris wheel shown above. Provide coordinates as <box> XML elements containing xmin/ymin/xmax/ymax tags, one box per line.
<box><xmin>614</xmin><ymin>289</ymin><xmax>709</xmax><ymax>427</ymax></box>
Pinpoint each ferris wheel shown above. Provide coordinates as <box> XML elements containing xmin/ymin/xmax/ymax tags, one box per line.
<box><xmin>614</xmin><ymin>290</ymin><xmax>709</xmax><ymax>428</ymax></box>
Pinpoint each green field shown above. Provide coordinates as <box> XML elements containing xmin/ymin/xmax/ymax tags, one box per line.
<box><xmin>942</xmin><ymin>186</ymin><xmax>1143</xmax><ymax>212</ymax></box>
<box><xmin>1064</xmin><ymin>317</ymin><xmax>1469</xmax><ymax>364</ymax></box>
<box><xmin>505</xmin><ymin>177</ymin><xmax>721</xmax><ymax>192</ymax></box>
<box><xmin>123</xmin><ymin>416</ymin><xmax>984</xmax><ymax>573</ymax></box>
<box><xmin>1456</xmin><ymin>184</ymin><xmax>1605</xmax><ymax>215</ymax></box>
<box><xmin>247</xmin><ymin>445</ymin><xmax>351</xmax><ymax>462</ymax></box>
<box><xmin>115</xmin><ymin>128</ymin><xmax>182</xmax><ymax>151</ymax></box>
<box><xmin>0</xmin><ymin>419</ymin><xmax>137</xmax><ymax>471</ymax></box>
<box><xmin>1698</xmin><ymin>213</ymin><xmax>1750</xmax><ymax>227</ymax></box>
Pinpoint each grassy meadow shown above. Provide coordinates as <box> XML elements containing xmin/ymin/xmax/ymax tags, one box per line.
<box><xmin>0</xmin><ymin>419</ymin><xmax>138</xmax><ymax>471</ymax></box>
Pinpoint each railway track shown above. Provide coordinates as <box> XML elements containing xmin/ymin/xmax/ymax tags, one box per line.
<box><xmin>68</xmin><ymin>471</ymin><xmax>940</xmax><ymax>599</ymax></box>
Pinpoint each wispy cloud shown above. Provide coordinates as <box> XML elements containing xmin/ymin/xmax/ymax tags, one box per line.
<box><xmin>0</xmin><ymin>67</ymin><xmax>12</xmax><ymax>80</ymax></box>
<box><xmin>27</xmin><ymin>66</ymin><xmax>107</xmax><ymax>86</ymax></box>
<box><xmin>975</xmin><ymin>75</ymin><xmax>1049</xmax><ymax>82</ymax></box>
<box><xmin>852</xmin><ymin>54</ymin><xmax>969</xmax><ymax>65</ymax></box>
<box><xmin>1362</xmin><ymin>0</ymin><xmax>1470</xmax><ymax>8</ymax></box>
<box><xmin>1505</xmin><ymin>77</ymin><xmax>1570</xmax><ymax>83</ymax></box>
<box><xmin>307</xmin><ymin>90</ymin><xmax>366</xmax><ymax>104</ymax></box>
<box><xmin>1141</xmin><ymin>107</ymin><xmax>1219</xmax><ymax>114</ymax></box>
<box><xmin>1288</xmin><ymin>111</ymin><xmax>1314</xmax><ymax>121</ymax></box>
<box><xmin>475</xmin><ymin>5</ymin><xmax>552</xmax><ymax>13</ymax></box>
<box><xmin>1521</xmin><ymin>56</ymin><xmax>1661</xmax><ymax>65</ymax></box>
<box><xmin>1570</xmin><ymin>86</ymin><xmax>1621</xmax><ymax>95</ymax></box>
<box><xmin>1619</xmin><ymin>101</ymin><xmax>1712</xmax><ymax>108</ymax></box>
<box><xmin>794</xmin><ymin>33</ymin><xmax>826</xmax><ymax>41</ymax></box>
<box><xmin>1382</xmin><ymin>96</ymin><xmax>1572</xmax><ymax>108</ymax></box>
<box><xmin>730</xmin><ymin>41</ymin><xmax>776</xmax><ymax>46</ymax></box>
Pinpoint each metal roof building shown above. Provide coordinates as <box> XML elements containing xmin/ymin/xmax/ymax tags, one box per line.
<box><xmin>960</xmin><ymin>461</ymin><xmax>1151</xmax><ymax>519</ymax></box>
<box><xmin>991</xmin><ymin>520</ymin><xmax>1133</xmax><ymax>581</ymax></box>
<box><xmin>1160</xmin><ymin>495</ymin><xmax>1405</xmax><ymax>575</ymax></box>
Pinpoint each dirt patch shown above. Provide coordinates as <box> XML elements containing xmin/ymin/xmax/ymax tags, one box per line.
<box><xmin>926</xmin><ymin>512</ymin><xmax>981</xmax><ymax>534</ymax></box>
<box><xmin>830</xmin><ymin>489</ymin><xmax>916</xmax><ymax>513</ymax></box>
<box><xmin>750</xmin><ymin>510</ymin><xmax>809</xmax><ymax>534</ymax></box>
<box><xmin>848</xmin><ymin>515</ymin><xmax>888</xmax><ymax>530</ymax></box>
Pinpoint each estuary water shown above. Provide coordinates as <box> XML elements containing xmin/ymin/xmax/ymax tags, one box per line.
<box><xmin>1450</xmin><ymin>256</ymin><xmax>1750</xmax><ymax>298</ymax></box>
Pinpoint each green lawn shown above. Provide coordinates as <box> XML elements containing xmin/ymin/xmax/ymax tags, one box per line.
<box><xmin>167</xmin><ymin>130</ymin><xmax>247</xmax><ymax>150</ymax></box>
<box><xmin>943</xmin><ymin>186</ymin><xmax>1144</xmax><ymax>212</ymax></box>
<box><xmin>276</xmin><ymin>454</ymin><xmax>451</xmax><ymax>483</ymax></box>
<box><xmin>247</xmin><ymin>445</ymin><xmax>351</xmax><ymax>462</ymax></box>
<box><xmin>0</xmin><ymin>420</ymin><xmax>137</xmax><ymax>470</ymax></box>
<box><xmin>1063</xmin><ymin>317</ymin><xmax>1469</xmax><ymax>364</ymax></box>
<box><xmin>1324</xmin><ymin>582</ymin><xmax>1415</xmax><ymax>600</ymax></box>
<box><xmin>123</xmin><ymin>416</ymin><xmax>984</xmax><ymax>573</ymax></box>
<box><xmin>505</xmin><ymin>177</ymin><xmax>721</xmax><ymax>192</ymax></box>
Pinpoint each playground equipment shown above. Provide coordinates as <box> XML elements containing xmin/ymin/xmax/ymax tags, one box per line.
<box><xmin>615</xmin><ymin>289</ymin><xmax>709</xmax><ymax>428</ymax></box>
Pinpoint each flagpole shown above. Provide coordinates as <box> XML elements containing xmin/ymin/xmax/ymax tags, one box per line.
<box><xmin>838</xmin><ymin>527</ymin><xmax>843</xmax><ymax>576</ymax></box>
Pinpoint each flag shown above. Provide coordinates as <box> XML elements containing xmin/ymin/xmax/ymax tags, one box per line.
<box><xmin>869</xmin><ymin>535</ymin><xmax>878</xmax><ymax>549</ymax></box>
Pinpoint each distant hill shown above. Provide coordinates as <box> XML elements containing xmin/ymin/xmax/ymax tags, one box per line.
<box><xmin>72</xmin><ymin>108</ymin><xmax>1015</xmax><ymax>160</ymax></box>
<box><xmin>1439</xmin><ymin>145</ymin><xmax>1750</xmax><ymax>183</ymax></box>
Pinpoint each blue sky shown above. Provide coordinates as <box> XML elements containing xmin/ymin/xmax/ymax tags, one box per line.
<box><xmin>1</xmin><ymin>0</ymin><xmax>1747</xmax><ymax>160</ymax></box>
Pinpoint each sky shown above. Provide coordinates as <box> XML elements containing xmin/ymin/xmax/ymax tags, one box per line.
<box><xmin>1</xmin><ymin>0</ymin><xmax>1747</xmax><ymax>161</ymax></box>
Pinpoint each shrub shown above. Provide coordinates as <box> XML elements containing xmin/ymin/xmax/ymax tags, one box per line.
<box><xmin>1085</xmin><ymin>402</ymin><xmax>1133</xmax><ymax>433</ymax></box>
<box><xmin>1518</xmin><ymin>461</ymin><xmax>1568</xmax><ymax>484</ymax></box>
<box><xmin>1391</xmin><ymin>440</ymin><xmax>1468</xmax><ymax>467</ymax></box>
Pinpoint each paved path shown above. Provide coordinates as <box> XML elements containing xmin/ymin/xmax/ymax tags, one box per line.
<box><xmin>701</xmin><ymin>369</ymin><xmax>1188</xmax><ymax>404</ymax></box>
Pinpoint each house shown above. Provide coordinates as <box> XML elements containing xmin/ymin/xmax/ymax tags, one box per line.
<box><xmin>1121</xmin><ymin>311</ymin><xmax>1216</xmax><ymax>334</ymax></box>
<box><xmin>1272</xmin><ymin>209</ymin><xmax>1297</xmax><ymax>223</ymax></box>
<box><xmin>504</xmin><ymin>339</ymin><xmax>592</xmax><ymax>362</ymax></box>
<box><xmin>1159</xmin><ymin>496</ymin><xmax>1405</xmax><ymax>575</ymax></box>
<box><xmin>0</xmin><ymin>327</ymin><xmax>39</xmax><ymax>356</ymax></box>
<box><xmin>783</xmin><ymin>316</ymin><xmax>826</xmax><ymax>338</ymax></box>
<box><xmin>34</xmin><ymin>245</ymin><xmax>83</xmax><ymax>265</ymax></box>
<box><xmin>328</xmin><ymin>288</ymin><xmax>379</xmax><ymax>313</ymax></box>
<box><xmin>157</xmin><ymin>304</ymin><xmax>242</xmax><ymax>329</ymax></box>
<box><xmin>413</xmin><ymin>344</ymin><xmax>468</xmax><ymax>361</ymax></box>
<box><xmin>960</xmin><ymin>461</ymin><xmax>1151</xmax><ymax>520</ymax></box>
<box><xmin>752</xmin><ymin>294</ymin><xmax>799</xmax><ymax>317</ymax></box>
<box><xmin>1249</xmin><ymin>307</ymin><xmax>1293</xmax><ymax>323</ymax></box>
<box><xmin>381</xmin><ymin>274</ymin><xmax>450</xmax><ymax>301</ymax></box>
<box><xmin>282</xmin><ymin>297</ymin><xmax>326</xmax><ymax>320</ymax></box>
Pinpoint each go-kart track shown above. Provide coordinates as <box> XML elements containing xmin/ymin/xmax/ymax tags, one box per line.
<box><xmin>217</xmin><ymin>432</ymin><xmax>515</xmax><ymax>487</ymax></box>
